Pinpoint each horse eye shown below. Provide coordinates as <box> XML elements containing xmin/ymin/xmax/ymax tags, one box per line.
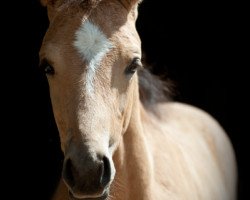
<box><xmin>44</xmin><ymin>65</ymin><xmax>55</xmax><ymax>75</ymax></box>
<box><xmin>39</xmin><ymin>60</ymin><xmax>55</xmax><ymax>75</ymax></box>
<box><xmin>125</xmin><ymin>58</ymin><xmax>142</xmax><ymax>75</ymax></box>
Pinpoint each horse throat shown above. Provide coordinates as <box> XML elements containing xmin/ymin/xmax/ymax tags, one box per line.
<box><xmin>112</xmin><ymin>95</ymin><xmax>154</xmax><ymax>199</ymax></box>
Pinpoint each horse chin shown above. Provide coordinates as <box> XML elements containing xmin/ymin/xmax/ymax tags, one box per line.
<box><xmin>69</xmin><ymin>190</ymin><xmax>109</xmax><ymax>200</ymax></box>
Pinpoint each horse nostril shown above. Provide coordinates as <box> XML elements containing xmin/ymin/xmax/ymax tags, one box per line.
<box><xmin>63</xmin><ymin>155</ymin><xmax>112</xmax><ymax>195</ymax></box>
<box><xmin>63</xmin><ymin>158</ymin><xmax>76</xmax><ymax>187</ymax></box>
<box><xmin>100</xmin><ymin>156</ymin><xmax>111</xmax><ymax>188</ymax></box>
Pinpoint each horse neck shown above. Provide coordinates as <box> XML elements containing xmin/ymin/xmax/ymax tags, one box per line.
<box><xmin>112</xmin><ymin>87</ymin><xmax>153</xmax><ymax>199</ymax></box>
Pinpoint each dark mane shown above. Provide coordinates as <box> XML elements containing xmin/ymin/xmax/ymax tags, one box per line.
<box><xmin>138</xmin><ymin>68</ymin><xmax>172</xmax><ymax>110</ymax></box>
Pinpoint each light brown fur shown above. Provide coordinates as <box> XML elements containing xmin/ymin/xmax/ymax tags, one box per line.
<box><xmin>40</xmin><ymin>0</ymin><xmax>237</xmax><ymax>199</ymax></box>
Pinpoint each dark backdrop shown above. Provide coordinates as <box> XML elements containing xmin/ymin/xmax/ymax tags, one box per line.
<box><xmin>5</xmin><ymin>0</ymin><xmax>247</xmax><ymax>199</ymax></box>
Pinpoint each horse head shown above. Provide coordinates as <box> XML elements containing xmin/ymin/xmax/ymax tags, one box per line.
<box><xmin>40</xmin><ymin>0</ymin><xmax>142</xmax><ymax>199</ymax></box>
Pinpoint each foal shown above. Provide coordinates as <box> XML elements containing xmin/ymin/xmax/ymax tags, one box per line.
<box><xmin>40</xmin><ymin>0</ymin><xmax>237</xmax><ymax>199</ymax></box>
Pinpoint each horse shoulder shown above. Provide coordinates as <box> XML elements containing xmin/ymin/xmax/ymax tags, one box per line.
<box><xmin>161</xmin><ymin>102</ymin><xmax>237</xmax><ymax>182</ymax></box>
<box><xmin>142</xmin><ymin>102</ymin><xmax>237</xmax><ymax>199</ymax></box>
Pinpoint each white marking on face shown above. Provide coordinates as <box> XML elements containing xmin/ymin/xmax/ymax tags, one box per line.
<box><xmin>74</xmin><ymin>20</ymin><xmax>112</xmax><ymax>95</ymax></box>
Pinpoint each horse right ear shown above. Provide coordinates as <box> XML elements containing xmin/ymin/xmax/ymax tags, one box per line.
<box><xmin>40</xmin><ymin>0</ymin><xmax>59</xmax><ymax>21</ymax></box>
<box><xmin>40</xmin><ymin>0</ymin><xmax>48</xmax><ymax>6</ymax></box>
<box><xmin>40</xmin><ymin>0</ymin><xmax>56</xmax><ymax>7</ymax></box>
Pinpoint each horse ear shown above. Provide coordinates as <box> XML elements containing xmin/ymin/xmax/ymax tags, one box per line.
<box><xmin>40</xmin><ymin>0</ymin><xmax>60</xmax><ymax>21</ymax></box>
<box><xmin>40</xmin><ymin>0</ymin><xmax>48</xmax><ymax>6</ymax></box>
<box><xmin>40</xmin><ymin>0</ymin><xmax>56</xmax><ymax>7</ymax></box>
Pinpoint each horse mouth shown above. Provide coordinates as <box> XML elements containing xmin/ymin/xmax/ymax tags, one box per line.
<box><xmin>69</xmin><ymin>190</ymin><xmax>109</xmax><ymax>200</ymax></box>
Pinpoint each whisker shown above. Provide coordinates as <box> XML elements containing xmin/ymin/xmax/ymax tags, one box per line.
<box><xmin>107</xmin><ymin>193</ymin><xmax>115</xmax><ymax>200</ymax></box>
<box><xmin>112</xmin><ymin>177</ymin><xmax>126</xmax><ymax>191</ymax></box>
<box><xmin>108</xmin><ymin>176</ymin><xmax>127</xmax><ymax>199</ymax></box>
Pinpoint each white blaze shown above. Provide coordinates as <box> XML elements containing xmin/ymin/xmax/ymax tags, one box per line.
<box><xmin>74</xmin><ymin>20</ymin><xmax>112</xmax><ymax>95</ymax></box>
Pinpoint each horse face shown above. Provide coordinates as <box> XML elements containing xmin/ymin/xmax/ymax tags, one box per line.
<box><xmin>39</xmin><ymin>1</ymin><xmax>141</xmax><ymax>198</ymax></box>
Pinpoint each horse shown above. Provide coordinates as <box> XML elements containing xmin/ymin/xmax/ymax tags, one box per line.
<box><xmin>39</xmin><ymin>0</ymin><xmax>237</xmax><ymax>199</ymax></box>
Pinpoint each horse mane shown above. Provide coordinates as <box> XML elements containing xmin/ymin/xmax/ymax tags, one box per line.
<box><xmin>42</xmin><ymin>0</ymin><xmax>142</xmax><ymax>10</ymax></box>
<box><xmin>138</xmin><ymin>68</ymin><xmax>172</xmax><ymax>110</ymax></box>
<box><xmin>41</xmin><ymin>0</ymin><xmax>102</xmax><ymax>8</ymax></box>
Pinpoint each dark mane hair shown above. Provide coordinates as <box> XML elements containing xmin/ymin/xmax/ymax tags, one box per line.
<box><xmin>138</xmin><ymin>68</ymin><xmax>172</xmax><ymax>110</ymax></box>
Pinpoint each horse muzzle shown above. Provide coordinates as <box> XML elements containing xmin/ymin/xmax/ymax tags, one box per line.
<box><xmin>62</xmin><ymin>150</ymin><xmax>114</xmax><ymax>199</ymax></box>
<box><xmin>68</xmin><ymin>190</ymin><xmax>109</xmax><ymax>200</ymax></box>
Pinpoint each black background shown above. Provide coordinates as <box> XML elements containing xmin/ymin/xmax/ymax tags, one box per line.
<box><xmin>4</xmin><ymin>0</ymin><xmax>248</xmax><ymax>199</ymax></box>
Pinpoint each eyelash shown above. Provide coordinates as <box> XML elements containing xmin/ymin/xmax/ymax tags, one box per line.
<box><xmin>39</xmin><ymin>60</ymin><xmax>55</xmax><ymax>75</ymax></box>
<box><xmin>125</xmin><ymin>58</ymin><xmax>142</xmax><ymax>75</ymax></box>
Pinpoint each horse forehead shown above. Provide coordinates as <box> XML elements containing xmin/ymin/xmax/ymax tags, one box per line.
<box><xmin>73</xmin><ymin>19</ymin><xmax>112</xmax><ymax>63</ymax></box>
<box><xmin>72</xmin><ymin>19</ymin><xmax>113</xmax><ymax>95</ymax></box>
<box><xmin>72</xmin><ymin>18</ymin><xmax>141</xmax><ymax>66</ymax></box>
<box><xmin>40</xmin><ymin>14</ymin><xmax>78</xmax><ymax>56</ymax></box>
<box><xmin>40</xmin><ymin>5</ymin><xmax>140</xmax><ymax>61</ymax></box>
